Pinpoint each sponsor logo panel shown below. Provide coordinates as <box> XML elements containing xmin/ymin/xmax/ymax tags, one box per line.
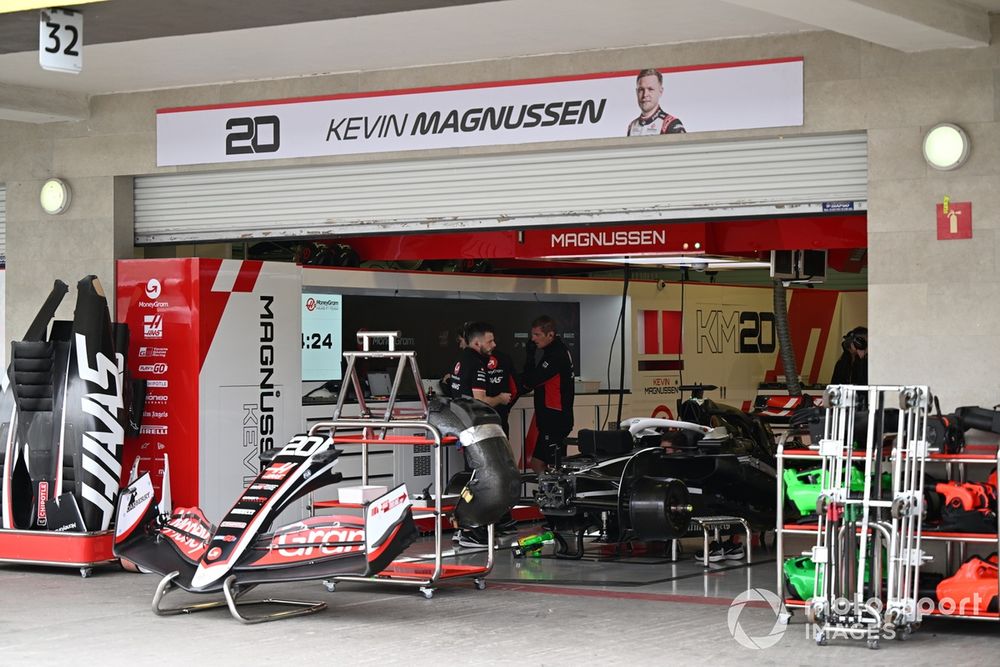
<box><xmin>143</xmin><ymin>314</ymin><xmax>163</xmax><ymax>339</ymax></box>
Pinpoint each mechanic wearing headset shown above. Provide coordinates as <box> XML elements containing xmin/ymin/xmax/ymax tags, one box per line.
<box><xmin>831</xmin><ymin>326</ymin><xmax>868</xmax><ymax>385</ymax></box>
<box><xmin>521</xmin><ymin>315</ymin><xmax>575</xmax><ymax>475</ymax></box>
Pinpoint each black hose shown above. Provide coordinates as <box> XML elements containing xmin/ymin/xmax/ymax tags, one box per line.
<box><xmin>772</xmin><ymin>279</ymin><xmax>801</xmax><ymax>396</ymax></box>
<box><xmin>615</xmin><ymin>265</ymin><xmax>630</xmax><ymax>426</ymax></box>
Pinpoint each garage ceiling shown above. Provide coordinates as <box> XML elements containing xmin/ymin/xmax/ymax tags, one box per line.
<box><xmin>0</xmin><ymin>0</ymin><xmax>996</xmax><ymax>123</ymax></box>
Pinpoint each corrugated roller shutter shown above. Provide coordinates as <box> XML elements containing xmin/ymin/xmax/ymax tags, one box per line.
<box><xmin>135</xmin><ymin>133</ymin><xmax>867</xmax><ymax>244</ymax></box>
<box><xmin>0</xmin><ymin>185</ymin><xmax>6</xmax><ymax>260</ymax></box>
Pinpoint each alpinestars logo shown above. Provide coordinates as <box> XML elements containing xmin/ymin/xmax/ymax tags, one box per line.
<box><xmin>126</xmin><ymin>488</ymin><xmax>153</xmax><ymax>513</ymax></box>
<box><xmin>74</xmin><ymin>333</ymin><xmax>125</xmax><ymax>531</ymax></box>
<box><xmin>143</xmin><ymin>314</ymin><xmax>163</xmax><ymax>339</ymax></box>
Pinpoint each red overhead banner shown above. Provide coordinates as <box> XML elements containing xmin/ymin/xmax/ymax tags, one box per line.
<box><xmin>335</xmin><ymin>215</ymin><xmax>866</xmax><ymax>262</ymax></box>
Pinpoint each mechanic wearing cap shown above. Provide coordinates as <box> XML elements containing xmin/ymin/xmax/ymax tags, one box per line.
<box><xmin>831</xmin><ymin>326</ymin><xmax>868</xmax><ymax>385</ymax></box>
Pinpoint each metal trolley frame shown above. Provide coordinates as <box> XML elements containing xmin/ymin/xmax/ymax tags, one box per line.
<box><xmin>308</xmin><ymin>331</ymin><xmax>495</xmax><ymax>599</ymax></box>
<box><xmin>776</xmin><ymin>385</ymin><xmax>935</xmax><ymax>649</ymax></box>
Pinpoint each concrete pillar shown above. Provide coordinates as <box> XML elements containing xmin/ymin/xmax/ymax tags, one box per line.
<box><xmin>5</xmin><ymin>174</ymin><xmax>134</xmax><ymax>342</ymax></box>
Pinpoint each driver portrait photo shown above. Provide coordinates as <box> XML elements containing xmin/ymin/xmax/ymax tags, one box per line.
<box><xmin>627</xmin><ymin>68</ymin><xmax>686</xmax><ymax>136</ymax></box>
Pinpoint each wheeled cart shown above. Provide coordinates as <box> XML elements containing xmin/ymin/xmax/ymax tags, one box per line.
<box><xmin>0</xmin><ymin>529</ymin><xmax>116</xmax><ymax>578</ymax></box>
<box><xmin>309</xmin><ymin>331</ymin><xmax>496</xmax><ymax>599</ymax></box>
<box><xmin>777</xmin><ymin>385</ymin><xmax>934</xmax><ymax>649</ymax></box>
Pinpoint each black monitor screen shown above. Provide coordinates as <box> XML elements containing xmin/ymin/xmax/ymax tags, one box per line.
<box><xmin>339</xmin><ymin>295</ymin><xmax>580</xmax><ymax>392</ymax></box>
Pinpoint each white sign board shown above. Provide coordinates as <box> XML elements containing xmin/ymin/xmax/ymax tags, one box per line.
<box><xmin>301</xmin><ymin>293</ymin><xmax>342</xmax><ymax>382</ymax></box>
<box><xmin>39</xmin><ymin>8</ymin><xmax>82</xmax><ymax>74</ymax></box>
<box><xmin>157</xmin><ymin>58</ymin><xmax>804</xmax><ymax>167</ymax></box>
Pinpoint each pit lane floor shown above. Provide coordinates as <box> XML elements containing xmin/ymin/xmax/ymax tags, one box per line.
<box><xmin>1</xmin><ymin>527</ymin><xmax>997</xmax><ymax>665</ymax></box>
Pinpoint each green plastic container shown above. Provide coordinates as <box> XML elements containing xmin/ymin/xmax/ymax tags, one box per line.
<box><xmin>783</xmin><ymin>466</ymin><xmax>888</xmax><ymax>515</ymax></box>
<box><xmin>783</xmin><ymin>551</ymin><xmax>881</xmax><ymax>600</ymax></box>
<box><xmin>784</xmin><ymin>556</ymin><xmax>820</xmax><ymax>600</ymax></box>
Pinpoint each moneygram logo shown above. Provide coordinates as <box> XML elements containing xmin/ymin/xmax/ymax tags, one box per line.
<box><xmin>145</xmin><ymin>279</ymin><xmax>161</xmax><ymax>299</ymax></box>
<box><xmin>727</xmin><ymin>588</ymin><xmax>787</xmax><ymax>649</ymax></box>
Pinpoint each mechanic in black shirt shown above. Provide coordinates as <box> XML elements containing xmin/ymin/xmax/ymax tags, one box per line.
<box><xmin>831</xmin><ymin>326</ymin><xmax>868</xmax><ymax>385</ymax></box>
<box><xmin>446</xmin><ymin>321</ymin><xmax>512</xmax><ymax>548</ymax></box>
<box><xmin>520</xmin><ymin>315</ymin><xmax>575</xmax><ymax>474</ymax></box>
<box><xmin>439</xmin><ymin>324</ymin><xmax>469</xmax><ymax>398</ymax></box>
<box><xmin>446</xmin><ymin>321</ymin><xmax>512</xmax><ymax>409</ymax></box>
<box><xmin>486</xmin><ymin>347</ymin><xmax>519</xmax><ymax>436</ymax></box>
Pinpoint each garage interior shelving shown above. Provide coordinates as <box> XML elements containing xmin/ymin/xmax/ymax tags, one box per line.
<box><xmin>777</xmin><ymin>430</ymin><xmax>1000</xmax><ymax>623</ymax></box>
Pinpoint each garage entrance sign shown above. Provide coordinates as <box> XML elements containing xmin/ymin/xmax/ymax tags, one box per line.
<box><xmin>156</xmin><ymin>57</ymin><xmax>803</xmax><ymax>167</ymax></box>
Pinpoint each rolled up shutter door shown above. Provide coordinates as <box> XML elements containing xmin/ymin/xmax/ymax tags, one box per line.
<box><xmin>134</xmin><ymin>133</ymin><xmax>867</xmax><ymax>244</ymax></box>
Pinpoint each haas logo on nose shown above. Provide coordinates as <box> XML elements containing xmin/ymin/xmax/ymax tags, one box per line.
<box><xmin>145</xmin><ymin>279</ymin><xmax>162</xmax><ymax>299</ymax></box>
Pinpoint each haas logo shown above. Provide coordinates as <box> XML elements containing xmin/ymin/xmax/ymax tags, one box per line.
<box><xmin>487</xmin><ymin>355</ymin><xmax>498</xmax><ymax>371</ymax></box>
<box><xmin>453</xmin><ymin>362</ymin><xmax>461</xmax><ymax>375</ymax></box>
<box><xmin>305</xmin><ymin>297</ymin><xmax>316</xmax><ymax>311</ymax></box>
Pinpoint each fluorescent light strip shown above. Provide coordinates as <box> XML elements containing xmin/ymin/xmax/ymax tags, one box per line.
<box><xmin>581</xmin><ymin>256</ymin><xmax>772</xmax><ymax>269</ymax></box>
<box><xmin>1</xmin><ymin>1</ymin><xmax>107</xmax><ymax>13</ymax></box>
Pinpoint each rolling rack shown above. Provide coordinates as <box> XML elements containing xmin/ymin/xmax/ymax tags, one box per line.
<box><xmin>308</xmin><ymin>331</ymin><xmax>494</xmax><ymax>599</ymax></box>
<box><xmin>778</xmin><ymin>392</ymin><xmax>1000</xmax><ymax>631</ymax></box>
<box><xmin>776</xmin><ymin>385</ymin><xmax>934</xmax><ymax>649</ymax></box>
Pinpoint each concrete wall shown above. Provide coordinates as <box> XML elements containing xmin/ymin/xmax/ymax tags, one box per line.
<box><xmin>1</xmin><ymin>20</ymin><xmax>998</xmax><ymax>407</ymax></box>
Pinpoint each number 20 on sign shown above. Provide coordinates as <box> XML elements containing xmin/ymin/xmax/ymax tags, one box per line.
<box><xmin>39</xmin><ymin>8</ymin><xmax>83</xmax><ymax>74</ymax></box>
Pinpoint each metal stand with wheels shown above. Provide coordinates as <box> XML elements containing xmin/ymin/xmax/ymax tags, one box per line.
<box><xmin>806</xmin><ymin>385</ymin><xmax>933</xmax><ymax>650</ymax></box>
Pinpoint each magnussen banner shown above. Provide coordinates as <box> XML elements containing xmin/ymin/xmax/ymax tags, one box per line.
<box><xmin>157</xmin><ymin>57</ymin><xmax>803</xmax><ymax>167</ymax></box>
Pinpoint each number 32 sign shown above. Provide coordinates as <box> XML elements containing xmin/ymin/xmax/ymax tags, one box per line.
<box><xmin>40</xmin><ymin>8</ymin><xmax>83</xmax><ymax>74</ymax></box>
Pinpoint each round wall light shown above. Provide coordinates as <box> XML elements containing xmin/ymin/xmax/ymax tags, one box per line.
<box><xmin>40</xmin><ymin>177</ymin><xmax>72</xmax><ymax>215</ymax></box>
<box><xmin>922</xmin><ymin>123</ymin><xmax>970</xmax><ymax>171</ymax></box>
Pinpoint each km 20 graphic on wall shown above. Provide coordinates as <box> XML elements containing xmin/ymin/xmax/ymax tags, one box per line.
<box><xmin>156</xmin><ymin>57</ymin><xmax>803</xmax><ymax>167</ymax></box>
